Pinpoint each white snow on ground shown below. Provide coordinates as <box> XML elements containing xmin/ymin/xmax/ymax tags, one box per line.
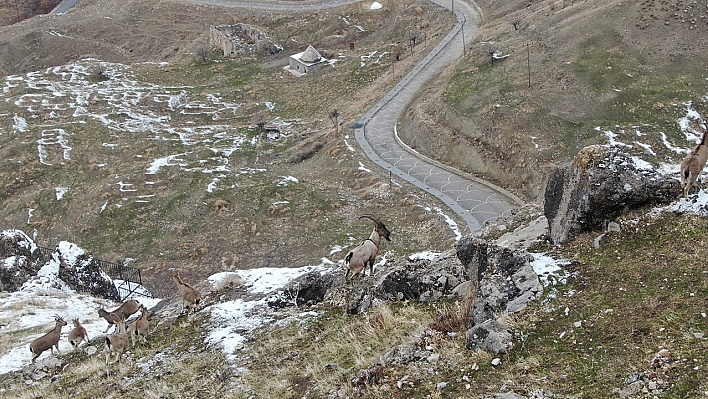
<box><xmin>4</xmin><ymin>187</ymin><xmax>708</xmax><ymax>374</ymax></box>
<box><xmin>530</xmin><ymin>252</ymin><xmax>571</xmax><ymax>287</ymax></box>
<box><xmin>409</xmin><ymin>251</ymin><xmax>441</xmax><ymax>261</ymax></box>
<box><xmin>204</xmin><ymin>263</ymin><xmax>331</xmax><ymax>361</ymax></box>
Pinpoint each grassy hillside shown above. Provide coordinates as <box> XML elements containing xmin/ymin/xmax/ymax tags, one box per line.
<box><xmin>1</xmin><ymin>208</ymin><xmax>707</xmax><ymax>398</ymax></box>
<box><xmin>398</xmin><ymin>0</ymin><xmax>708</xmax><ymax>200</ymax></box>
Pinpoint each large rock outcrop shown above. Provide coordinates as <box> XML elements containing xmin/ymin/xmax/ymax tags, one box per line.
<box><xmin>53</xmin><ymin>242</ymin><xmax>120</xmax><ymax>302</ymax></box>
<box><xmin>544</xmin><ymin>145</ymin><xmax>681</xmax><ymax>245</ymax></box>
<box><xmin>0</xmin><ymin>229</ymin><xmax>45</xmax><ymax>292</ymax></box>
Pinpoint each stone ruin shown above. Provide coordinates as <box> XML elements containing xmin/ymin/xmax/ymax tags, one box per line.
<box><xmin>209</xmin><ymin>24</ymin><xmax>282</xmax><ymax>57</ymax></box>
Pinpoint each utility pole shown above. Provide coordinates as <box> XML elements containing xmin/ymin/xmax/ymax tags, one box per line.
<box><xmin>527</xmin><ymin>43</ymin><xmax>531</xmax><ymax>88</ymax></box>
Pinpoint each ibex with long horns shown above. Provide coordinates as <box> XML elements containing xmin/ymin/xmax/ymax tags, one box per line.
<box><xmin>344</xmin><ymin>214</ymin><xmax>391</xmax><ymax>284</ymax></box>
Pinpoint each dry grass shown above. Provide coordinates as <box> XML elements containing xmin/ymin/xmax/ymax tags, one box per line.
<box><xmin>241</xmin><ymin>302</ymin><xmax>435</xmax><ymax>398</ymax></box>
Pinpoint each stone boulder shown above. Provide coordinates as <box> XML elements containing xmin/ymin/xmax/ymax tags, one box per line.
<box><xmin>456</xmin><ymin>236</ymin><xmax>543</xmax><ymax>354</ymax></box>
<box><xmin>344</xmin><ymin>251</ymin><xmax>467</xmax><ymax>314</ymax></box>
<box><xmin>465</xmin><ymin>319</ymin><xmax>514</xmax><ymax>354</ymax></box>
<box><xmin>267</xmin><ymin>270</ymin><xmax>337</xmax><ymax>308</ymax></box>
<box><xmin>544</xmin><ymin>145</ymin><xmax>681</xmax><ymax>244</ymax></box>
<box><xmin>0</xmin><ymin>229</ymin><xmax>45</xmax><ymax>292</ymax></box>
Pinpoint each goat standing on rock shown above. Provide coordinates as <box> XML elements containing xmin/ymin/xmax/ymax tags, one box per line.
<box><xmin>680</xmin><ymin>128</ymin><xmax>708</xmax><ymax>198</ymax></box>
<box><xmin>344</xmin><ymin>214</ymin><xmax>391</xmax><ymax>284</ymax></box>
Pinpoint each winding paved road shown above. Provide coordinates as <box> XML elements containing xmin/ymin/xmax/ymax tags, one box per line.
<box><xmin>161</xmin><ymin>0</ymin><xmax>523</xmax><ymax>232</ymax></box>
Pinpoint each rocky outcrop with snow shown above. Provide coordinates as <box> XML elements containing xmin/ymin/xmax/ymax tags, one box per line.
<box><xmin>544</xmin><ymin>145</ymin><xmax>681</xmax><ymax>245</ymax></box>
<box><xmin>0</xmin><ymin>230</ymin><xmax>44</xmax><ymax>292</ymax></box>
<box><xmin>1</xmin><ymin>230</ymin><xmax>120</xmax><ymax>301</ymax></box>
<box><xmin>53</xmin><ymin>243</ymin><xmax>120</xmax><ymax>302</ymax></box>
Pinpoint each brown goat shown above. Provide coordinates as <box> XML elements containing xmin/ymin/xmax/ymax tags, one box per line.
<box><xmin>172</xmin><ymin>271</ymin><xmax>202</xmax><ymax>315</ymax></box>
<box><xmin>129</xmin><ymin>305</ymin><xmax>149</xmax><ymax>347</ymax></box>
<box><xmin>105</xmin><ymin>316</ymin><xmax>129</xmax><ymax>376</ymax></box>
<box><xmin>344</xmin><ymin>214</ymin><xmax>391</xmax><ymax>284</ymax></box>
<box><xmin>29</xmin><ymin>315</ymin><xmax>67</xmax><ymax>364</ymax></box>
<box><xmin>67</xmin><ymin>318</ymin><xmax>90</xmax><ymax>353</ymax></box>
<box><xmin>97</xmin><ymin>299</ymin><xmax>141</xmax><ymax>333</ymax></box>
<box><xmin>680</xmin><ymin>129</ymin><xmax>708</xmax><ymax>198</ymax></box>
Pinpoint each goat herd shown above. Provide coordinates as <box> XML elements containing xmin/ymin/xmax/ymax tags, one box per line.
<box><xmin>28</xmin><ymin>271</ymin><xmax>202</xmax><ymax>375</ymax></box>
<box><xmin>27</xmin><ymin>214</ymin><xmax>392</xmax><ymax>376</ymax></box>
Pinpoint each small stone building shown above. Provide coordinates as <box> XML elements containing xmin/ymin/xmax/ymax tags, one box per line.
<box><xmin>287</xmin><ymin>45</ymin><xmax>327</xmax><ymax>76</ymax></box>
<box><xmin>209</xmin><ymin>24</ymin><xmax>282</xmax><ymax>57</ymax></box>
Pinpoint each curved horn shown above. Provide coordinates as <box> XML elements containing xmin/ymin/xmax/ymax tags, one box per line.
<box><xmin>359</xmin><ymin>214</ymin><xmax>382</xmax><ymax>226</ymax></box>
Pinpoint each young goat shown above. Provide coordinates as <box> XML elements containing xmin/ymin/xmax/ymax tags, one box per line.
<box><xmin>172</xmin><ymin>272</ymin><xmax>202</xmax><ymax>315</ymax></box>
<box><xmin>67</xmin><ymin>318</ymin><xmax>90</xmax><ymax>353</ymax></box>
<box><xmin>105</xmin><ymin>316</ymin><xmax>129</xmax><ymax>375</ymax></box>
<box><xmin>680</xmin><ymin>129</ymin><xmax>708</xmax><ymax>198</ymax></box>
<box><xmin>344</xmin><ymin>214</ymin><xmax>391</xmax><ymax>284</ymax></box>
<box><xmin>29</xmin><ymin>315</ymin><xmax>67</xmax><ymax>364</ymax></box>
<box><xmin>97</xmin><ymin>299</ymin><xmax>141</xmax><ymax>333</ymax></box>
<box><xmin>129</xmin><ymin>305</ymin><xmax>149</xmax><ymax>347</ymax></box>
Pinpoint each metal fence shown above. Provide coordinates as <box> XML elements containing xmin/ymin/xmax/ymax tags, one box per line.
<box><xmin>37</xmin><ymin>246</ymin><xmax>152</xmax><ymax>301</ymax></box>
<box><xmin>95</xmin><ymin>259</ymin><xmax>152</xmax><ymax>301</ymax></box>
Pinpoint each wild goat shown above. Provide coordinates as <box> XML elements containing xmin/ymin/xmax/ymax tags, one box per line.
<box><xmin>344</xmin><ymin>214</ymin><xmax>391</xmax><ymax>284</ymax></box>
<box><xmin>29</xmin><ymin>315</ymin><xmax>67</xmax><ymax>364</ymax></box>
<box><xmin>172</xmin><ymin>271</ymin><xmax>202</xmax><ymax>315</ymax></box>
<box><xmin>67</xmin><ymin>318</ymin><xmax>90</xmax><ymax>353</ymax></box>
<box><xmin>105</xmin><ymin>316</ymin><xmax>129</xmax><ymax>375</ymax></box>
<box><xmin>129</xmin><ymin>305</ymin><xmax>149</xmax><ymax>347</ymax></box>
<box><xmin>97</xmin><ymin>299</ymin><xmax>141</xmax><ymax>333</ymax></box>
<box><xmin>680</xmin><ymin>129</ymin><xmax>708</xmax><ymax>198</ymax></box>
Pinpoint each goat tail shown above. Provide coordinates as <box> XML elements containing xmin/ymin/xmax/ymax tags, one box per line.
<box><xmin>195</xmin><ymin>298</ymin><xmax>201</xmax><ymax>306</ymax></box>
<box><xmin>345</xmin><ymin>251</ymin><xmax>353</xmax><ymax>265</ymax></box>
<box><xmin>683</xmin><ymin>169</ymin><xmax>692</xmax><ymax>183</ymax></box>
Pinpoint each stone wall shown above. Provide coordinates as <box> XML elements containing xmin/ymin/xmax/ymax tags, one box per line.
<box><xmin>209</xmin><ymin>24</ymin><xmax>282</xmax><ymax>57</ymax></box>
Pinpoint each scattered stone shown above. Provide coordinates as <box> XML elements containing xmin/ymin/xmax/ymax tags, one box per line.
<box><xmin>426</xmin><ymin>353</ymin><xmax>440</xmax><ymax>364</ymax></box>
<box><xmin>466</xmin><ymin>320</ymin><xmax>514</xmax><ymax>354</ymax></box>
<box><xmin>436</xmin><ymin>381</ymin><xmax>448</xmax><ymax>390</ymax></box>
<box><xmin>573</xmin><ymin>321</ymin><xmax>582</xmax><ymax>328</ymax></box>
<box><xmin>491</xmin><ymin>358</ymin><xmax>501</xmax><ymax>366</ymax></box>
